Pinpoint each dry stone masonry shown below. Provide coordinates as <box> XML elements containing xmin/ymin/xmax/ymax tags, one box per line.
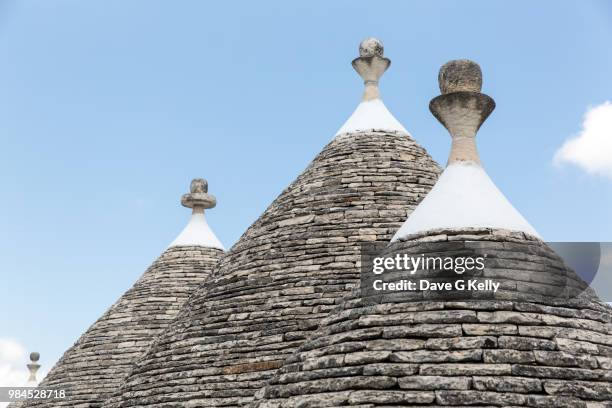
<box><xmin>250</xmin><ymin>60</ymin><xmax>612</xmax><ymax>407</ymax></box>
<box><xmin>19</xmin><ymin>180</ymin><xmax>225</xmax><ymax>408</ymax></box>
<box><xmin>102</xmin><ymin>39</ymin><xmax>441</xmax><ymax>408</ymax></box>
<box><xmin>20</xmin><ymin>46</ymin><xmax>609</xmax><ymax>408</ymax></box>
<box><xmin>251</xmin><ymin>229</ymin><xmax>612</xmax><ymax>408</ymax></box>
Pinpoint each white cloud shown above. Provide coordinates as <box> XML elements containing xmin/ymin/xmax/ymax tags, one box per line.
<box><xmin>0</xmin><ymin>339</ymin><xmax>44</xmax><ymax>408</ymax></box>
<box><xmin>554</xmin><ymin>101</ymin><xmax>612</xmax><ymax>179</ymax></box>
<box><xmin>0</xmin><ymin>338</ymin><xmax>28</xmax><ymax>386</ymax></box>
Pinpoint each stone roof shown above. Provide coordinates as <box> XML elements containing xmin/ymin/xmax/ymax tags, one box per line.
<box><xmin>251</xmin><ymin>229</ymin><xmax>612</xmax><ymax>407</ymax></box>
<box><xmin>18</xmin><ymin>180</ymin><xmax>225</xmax><ymax>408</ymax></box>
<box><xmin>250</xmin><ymin>60</ymin><xmax>612</xmax><ymax>407</ymax></box>
<box><xmin>101</xmin><ymin>39</ymin><xmax>441</xmax><ymax>408</ymax></box>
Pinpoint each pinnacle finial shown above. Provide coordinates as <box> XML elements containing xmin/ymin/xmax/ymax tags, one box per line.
<box><xmin>352</xmin><ymin>37</ymin><xmax>390</xmax><ymax>101</ymax></box>
<box><xmin>429</xmin><ymin>59</ymin><xmax>495</xmax><ymax>165</ymax></box>
<box><xmin>27</xmin><ymin>352</ymin><xmax>41</xmax><ymax>383</ymax></box>
<box><xmin>359</xmin><ymin>38</ymin><xmax>384</xmax><ymax>58</ymax></box>
<box><xmin>181</xmin><ymin>178</ymin><xmax>216</xmax><ymax>212</ymax></box>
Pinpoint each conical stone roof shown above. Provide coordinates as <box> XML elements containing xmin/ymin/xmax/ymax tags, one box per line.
<box><xmin>20</xmin><ymin>179</ymin><xmax>225</xmax><ymax>408</ymax></box>
<box><xmin>251</xmin><ymin>229</ymin><xmax>612</xmax><ymax>408</ymax></box>
<box><xmin>250</xmin><ymin>61</ymin><xmax>612</xmax><ymax>408</ymax></box>
<box><xmin>102</xmin><ymin>39</ymin><xmax>441</xmax><ymax>408</ymax></box>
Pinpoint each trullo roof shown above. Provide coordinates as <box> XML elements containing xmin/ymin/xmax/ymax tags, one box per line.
<box><xmin>250</xmin><ymin>60</ymin><xmax>612</xmax><ymax>408</ymax></box>
<box><xmin>102</xmin><ymin>38</ymin><xmax>441</xmax><ymax>407</ymax></box>
<box><xmin>19</xmin><ymin>179</ymin><xmax>225</xmax><ymax>408</ymax></box>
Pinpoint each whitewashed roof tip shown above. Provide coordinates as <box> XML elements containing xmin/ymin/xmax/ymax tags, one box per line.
<box><xmin>169</xmin><ymin>178</ymin><xmax>225</xmax><ymax>250</ymax></box>
<box><xmin>393</xmin><ymin>59</ymin><xmax>539</xmax><ymax>240</ymax></box>
<box><xmin>335</xmin><ymin>38</ymin><xmax>408</xmax><ymax>136</ymax></box>
<box><xmin>392</xmin><ymin>162</ymin><xmax>539</xmax><ymax>240</ymax></box>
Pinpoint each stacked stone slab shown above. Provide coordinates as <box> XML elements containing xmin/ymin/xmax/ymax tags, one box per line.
<box><xmin>251</xmin><ymin>228</ymin><xmax>612</xmax><ymax>407</ymax></box>
<box><xmin>250</xmin><ymin>61</ymin><xmax>612</xmax><ymax>407</ymax></box>
<box><xmin>103</xmin><ymin>39</ymin><xmax>441</xmax><ymax>407</ymax></box>
<box><xmin>19</xmin><ymin>179</ymin><xmax>225</xmax><ymax>408</ymax></box>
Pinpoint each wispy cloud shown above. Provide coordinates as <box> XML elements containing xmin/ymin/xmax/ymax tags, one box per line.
<box><xmin>554</xmin><ymin>101</ymin><xmax>612</xmax><ymax>179</ymax></box>
<box><xmin>0</xmin><ymin>338</ymin><xmax>45</xmax><ymax>408</ymax></box>
<box><xmin>0</xmin><ymin>338</ymin><xmax>28</xmax><ymax>386</ymax></box>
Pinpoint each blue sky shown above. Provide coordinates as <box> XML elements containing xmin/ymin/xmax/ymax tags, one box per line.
<box><xmin>0</xmin><ymin>0</ymin><xmax>611</xmax><ymax>380</ymax></box>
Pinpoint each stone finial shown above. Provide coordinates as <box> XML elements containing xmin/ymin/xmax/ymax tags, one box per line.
<box><xmin>27</xmin><ymin>352</ymin><xmax>41</xmax><ymax>383</ymax></box>
<box><xmin>359</xmin><ymin>37</ymin><xmax>384</xmax><ymax>57</ymax></box>
<box><xmin>181</xmin><ymin>178</ymin><xmax>216</xmax><ymax>213</ymax></box>
<box><xmin>438</xmin><ymin>59</ymin><xmax>482</xmax><ymax>94</ymax></box>
<box><xmin>352</xmin><ymin>37</ymin><xmax>390</xmax><ymax>101</ymax></box>
<box><xmin>190</xmin><ymin>178</ymin><xmax>208</xmax><ymax>194</ymax></box>
<box><xmin>429</xmin><ymin>59</ymin><xmax>496</xmax><ymax>165</ymax></box>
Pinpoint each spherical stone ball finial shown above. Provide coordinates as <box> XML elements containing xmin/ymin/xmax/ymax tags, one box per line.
<box><xmin>30</xmin><ymin>352</ymin><xmax>40</xmax><ymax>362</ymax></box>
<box><xmin>190</xmin><ymin>178</ymin><xmax>208</xmax><ymax>194</ymax></box>
<box><xmin>438</xmin><ymin>59</ymin><xmax>483</xmax><ymax>94</ymax></box>
<box><xmin>359</xmin><ymin>37</ymin><xmax>384</xmax><ymax>58</ymax></box>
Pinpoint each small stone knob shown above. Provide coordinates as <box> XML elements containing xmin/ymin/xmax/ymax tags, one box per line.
<box><xmin>438</xmin><ymin>59</ymin><xmax>482</xmax><ymax>94</ymax></box>
<box><xmin>190</xmin><ymin>178</ymin><xmax>208</xmax><ymax>194</ymax></box>
<box><xmin>30</xmin><ymin>352</ymin><xmax>40</xmax><ymax>362</ymax></box>
<box><xmin>359</xmin><ymin>38</ymin><xmax>384</xmax><ymax>58</ymax></box>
